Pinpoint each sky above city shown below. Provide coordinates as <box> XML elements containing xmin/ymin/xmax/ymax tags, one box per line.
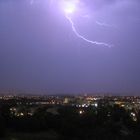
<box><xmin>0</xmin><ymin>0</ymin><xmax>140</xmax><ymax>94</ymax></box>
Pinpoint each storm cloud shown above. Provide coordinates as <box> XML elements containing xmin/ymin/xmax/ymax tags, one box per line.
<box><xmin>0</xmin><ymin>0</ymin><xmax>140</xmax><ymax>94</ymax></box>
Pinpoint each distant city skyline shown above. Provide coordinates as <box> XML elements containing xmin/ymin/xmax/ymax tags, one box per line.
<box><xmin>0</xmin><ymin>89</ymin><xmax>139</xmax><ymax>96</ymax></box>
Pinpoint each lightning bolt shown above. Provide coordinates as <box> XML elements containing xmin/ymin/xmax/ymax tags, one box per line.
<box><xmin>29</xmin><ymin>0</ymin><xmax>113</xmax><ymax>48</ymax></box>
<box><xmin>65</xmin><ymin>15</ymin><xmax>112</xmax><ymax>48</ymax></box>
<box><xmin>95</xmin><ymin>21</ymin><xmax>117</xmax><ymax>29</ymax></box>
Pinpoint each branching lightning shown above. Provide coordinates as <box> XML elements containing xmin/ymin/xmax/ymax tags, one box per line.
<box><xmin>95</xmin><ymin>21</ymin><xmax>117</xmax><ymax>29</ymax></box>
<box><xmin>81</xmin><ymin>14</ymin><xmax>116</xmax><ymax>29</ymax></box>
<box><xmin>30</xmin><ymin>0</ymin><xmax>113</xmax><ymax>48</ymax></box>
<box><xmin>65</xmin><ymin>15</ymin><xmax>112</xmax><ymax>47</ymax></box>
<box><xmin>61</xmin><ymin>0</ymin><xmax>112</xmax><ymax>48</ymax></box>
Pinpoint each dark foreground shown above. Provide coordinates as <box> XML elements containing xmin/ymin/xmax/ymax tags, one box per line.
<box><xmin>0</xmin><ymin>104</ymin><xmax>140</xmax><ymax>140</ymax></box>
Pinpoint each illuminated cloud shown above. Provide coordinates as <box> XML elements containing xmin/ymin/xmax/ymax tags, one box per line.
<box><xmin>60</xmin><ymin>0</ymin><xmax>79</xmax><ymax>14</ymax></box>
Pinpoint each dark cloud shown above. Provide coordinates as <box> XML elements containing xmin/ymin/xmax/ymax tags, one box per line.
<box><xmin>0</xmin><ymin>0</ymin><xmax>140</xmax><ymax>94</ymax></box>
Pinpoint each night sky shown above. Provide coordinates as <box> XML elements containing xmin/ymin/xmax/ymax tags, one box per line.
<box><xmin>0</xmin><ymin>0</ymin><xmax>140</xmax><ymax>94</ymax></box>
